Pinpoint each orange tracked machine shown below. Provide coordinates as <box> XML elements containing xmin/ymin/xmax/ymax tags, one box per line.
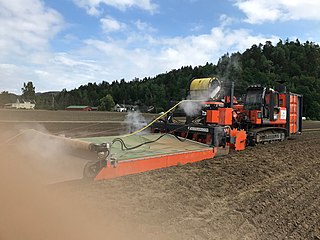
<box><xmin>151</xmin><ymin>78</ymin><xmax>303</xmax><ymax>152</ymax></box>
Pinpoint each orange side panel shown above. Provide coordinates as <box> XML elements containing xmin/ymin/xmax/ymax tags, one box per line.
<box><xmin>290</xmin><ymin>95</ymin><xmax>298</xmax><ymax>134</ymax></box>
<box><xmin>279</xmin><ymin>94</ymin><xmax>287</xmax><ymax>108</ymax></box>
<box><xmin>206</xmin><ymin>110</ymin><xmax>219</xmax><ymax>123</ymax></box>
<box><xmin>235</xmin><ymin>130</ymin><xmax>246</xmax><ymax>151</ymax></box>
<box><xmin>229</xmin><ymin>129</ymin><xmax>246</xmax><ymax>151</ymax></box>
<box><xmin>233</xmin><ymin>104</ymin><xmax>244</xmax><ymax>111</ymax></box>
<box><xmin>279</xmin><ymin>93</ymin><xmax>300</xmax><ymax>134</ymax></box>
<box><xmin>218</xmin><ymin>108</ymin><xmax>233</xmax><ymax>125</ymax></box>
<box><xmin>95</xmin><ymin>148</ymin><xmax>216</xmax><ymax>180</ymax></box>
<box><xmin>250</xmin><ymin>110</ymin><xmax>262</xmax><ymax>124</ymax></box>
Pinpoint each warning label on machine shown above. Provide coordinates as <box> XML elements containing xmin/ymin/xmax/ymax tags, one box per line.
<box><xmin>280</xmin><ymin>109</ymin><xmax>287</xmax><ymax>120</ymax></box>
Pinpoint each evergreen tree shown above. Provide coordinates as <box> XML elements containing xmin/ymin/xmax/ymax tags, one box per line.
<box><xmin>21</xmin><ymin>82</ymin><xmax>36</xmax><ymax>101</ymax></box>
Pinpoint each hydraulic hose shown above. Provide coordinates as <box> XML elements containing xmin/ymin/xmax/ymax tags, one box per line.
<box><xmin>120</xmin><ymin>99</ymin><xmax>203</xmax><ymax>138</ymax></box>
<box><xmin>111</xmin><ymin>99</ymin><xmax>205</xmax><ymax>151</ymax></box>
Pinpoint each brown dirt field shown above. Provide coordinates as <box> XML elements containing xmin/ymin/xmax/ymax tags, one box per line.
<box><xmin>61</xmin><ymin>131</ymin><xmax>320</xmax><ymax>240</ymax></box>
<box><xmin>0</xmin><ymin>109</ymin><xmax>155</xmax><ymax>137</ymax></box>
<box><xmin>0</xmin><ymin>109</ymin><xmax>320</xmax><ymax>239</ymax></box>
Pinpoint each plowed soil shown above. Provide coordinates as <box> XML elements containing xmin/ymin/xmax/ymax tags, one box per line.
<box><xmin>1</xmin><ymin>109</ymin><xmax>319</xmax><ymax>239</ymax></box>
<box><xmin>60</xmin><ymin>121</ymin><xmax>320</xmax><ymax>240</ymax></box>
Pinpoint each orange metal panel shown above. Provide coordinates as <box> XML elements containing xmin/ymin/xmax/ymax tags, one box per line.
<box><xmin>229</xmin><ymin>129</ymin><xmax>246</xmax><ymax>151</ymax></box>
<box><xmin>290</xmin><ymin>94</ymin><xmax>298</xmax><ymax>133</ymax></box>
<box><xmin>95</xmin><ymin>148</ymin><xmax>216</xmax><ymax>180</ymax></box>
<box><xmin>279</xmin><ymin>94</ymin><xmax>286</xmax><ymax>108</ymax></box>
<box><xmin>235</xmin><ymin>130</ymin><xmax>246</xmax><ymax>151</ymax></box>
<box><xmin>250</xmin><ymin>110</ymin><xmax>262</xmax><ymax>124</ymax></box>
<box><xmin>206</xmin><ymin>110</ymin><xmax>219</xmax><ymax>123</ymax></box>
<box><xmin>218</xmin><ymin>108</ymin><xmax>233</xmax><ymax>125</ymax></box>
<box><xmin>233</xmin><ymin>104</ymin><xmax>244</xmax><ymax>111</ymax></box>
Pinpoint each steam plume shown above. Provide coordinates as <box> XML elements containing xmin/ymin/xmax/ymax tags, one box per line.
<box><xmin>124</xmin><ymin>110</ymin><xmax>147</xmax><ymax>134</ymax></box>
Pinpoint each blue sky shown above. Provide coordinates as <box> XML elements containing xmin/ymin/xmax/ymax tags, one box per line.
<box><xmin>1</xmin><ymin>0</ymin><xmax>320</xmax><ymax>93</ymax></box>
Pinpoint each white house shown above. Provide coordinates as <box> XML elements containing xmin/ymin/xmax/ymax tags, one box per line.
<box><xmin>114</xmin><ymin>104</ymin><xmax>127</xmax><ymax>112</ymax></box>
<box><xmin>5</xmin><ymin>99</ymin><xmax>35</xmax><ymax>109</ymax></box>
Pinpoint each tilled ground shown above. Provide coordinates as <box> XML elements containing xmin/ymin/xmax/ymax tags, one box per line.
<box><xmin>0</xmin><ymin>109</ymin><xmax>155</xmax><ymax>137</ymax></box>
<box><xmin>63</xmin><ymin>130</ymin><xmax>320</xmax><ymax>240</ymax></box>
<box><xmin>1</xmin><ymin>109</ymin><xmax>319</xmax><ymax>239</ymax></box>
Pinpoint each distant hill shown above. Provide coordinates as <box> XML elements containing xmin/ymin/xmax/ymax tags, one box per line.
<box><xmin>0</xmin><ymin>92</ymin><xmax>18</xmax><ymax>107</ymax></box>
<box><xmin>36</xmin><ymin>91</ymin><xmax>60</xmax><ymax>96</ymax></box>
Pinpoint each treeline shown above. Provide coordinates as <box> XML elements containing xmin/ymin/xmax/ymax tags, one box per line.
<box><xmin>228</xmin><ymin>39</ymin><xmax>320</xmax><ymax>119</ymax></box>
<box><xmin>2</xmin><ymin>39</ymin><xmax>320</xmax><ymax>119</ymax></box>
<box><xmin>40</xmin><ymin>63</ymin><xmax>216</xmax><ymax>113</ymax></box>
<box><xmin>0</xmin><ymin>91</ymin><xmax>18</xmax><ymax>106</ymax></box>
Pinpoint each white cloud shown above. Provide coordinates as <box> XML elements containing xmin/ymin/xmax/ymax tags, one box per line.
<box><xmin>158</xmin><ymin>27</ymin><xmax>278</xmax><ymax>68</ymax></box>
<box><xmin>134</xmin><ymin>20</ymin><xmax>156</xmax><ymax>33</ymax></box>
<box><xmin>100</xmin><ymin>17</ymin><xmax>126</xmax><ymax>33</ymax></box>
<box><xmin>0</xmin><ymin>0</ymin><xmax>64</xmax><ymax>59</ymax></box>
<box><xmin>1</xmin><ymin>18</ymin><xmax>279</xmax><ymax>93</ymax></box>
<box><xmin>0</xmin><ymin>52</ymin><xmax>110</xmax><ymax>93</ymax></box>
<box><xmin>0</xmin><ymin>64</ymin><xmax>23</xmax><ymax>92</ymax></box>
<box><xmin>34</xmin><ymin>70</ymin><xmax>49</xmax><ymax>77</ymax></box>
<box><xmin>0</xmin><ymin>0</ymin><xmax>281</xmax><ymax>94</ymax></box>
<box><xmin>73</xmin><ymin>0</ymin><xmax>158</xmax><ymax>16</ymax></box>
<box><xmin>82</xmin><ymin>26</ymin><xmax>278</xmax><ymax>84</ymax></box>
<box><xmin>234</xmin><ymin>0</ymin><xmax>320</xmax><ymax>24</ymax></box>
<box><xmin>190</xmin><ymin>24</ymin><xmax>203</xmax><ymax>32</ymax></box>
<box><xmin>219</xmin><ymin>14</ymin><xmax>235</xmax><ymax>27</ymax></box>
<box><xmin>0</xmin><ymin>0</ymin><xmax>66</xmax><ymax>93</ymax></box>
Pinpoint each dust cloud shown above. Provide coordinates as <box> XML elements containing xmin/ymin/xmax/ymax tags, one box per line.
<box><xmin>1</xmin><ymin>126</ymin><xmax>88</xmax><ymax>184</ymax></box>
<box><xmin>180</xmin><ymin>100</ymin><xmax>203</xmax><ymax>117</ymax></box>
<box><xmin>124</xmin><ymin>110</ymin><xmax>147</xmax><ymax>134</ymax></box>
<box><xmin>180</xmin><ymin>87</ymin><xmax>220</xmax><ymax>117</ymax></box>
<box><xmin>217</xmin><ymin>54</ymin><xmax>241</xmax><ymax>98</ymax></box>
<box><xmin>180</xmin><ymin>91</ymin><xmax>209</xmax><ymax>117</ymax></box>
<box><xmin>0</xmin><ymin>125</ymin><xmax>163</xmax><ymax>240</ymax></box>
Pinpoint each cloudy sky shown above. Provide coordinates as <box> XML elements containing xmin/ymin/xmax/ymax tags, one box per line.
<box><xmin>1</xmin><ymin>0</ymin><xmax>320</xmax><ymax>93</ymax></box>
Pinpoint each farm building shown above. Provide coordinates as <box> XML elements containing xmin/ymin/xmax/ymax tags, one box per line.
<box><xmin>114</xmin><ymin>104</ymin><xmax>127</xmax><ymax>112</ymax></box>
<box><xmin>4</xmin><ymin>99</ymin><xmax>35</xmax><ymax>109</ymax></box>
<box><xmin>65</xmin><ymin>105</ymin><xmax>93</xmax><ymax>111</ymax></box>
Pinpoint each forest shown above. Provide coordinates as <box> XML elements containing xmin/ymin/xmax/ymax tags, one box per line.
<box><xmin>1</xmin><ymin>39</ymin><xmax>320</xmax><ymax>119</ymax></box>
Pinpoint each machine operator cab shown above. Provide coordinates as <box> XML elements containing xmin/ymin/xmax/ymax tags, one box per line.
<box><xmin>244</xmin><ymin>85</ymin><xmax>280</xmax><ymax>123</ymax></box>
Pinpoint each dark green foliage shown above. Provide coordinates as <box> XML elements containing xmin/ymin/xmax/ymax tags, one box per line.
<box><xmin>50</xmin><ymin>64</ymin><xmax>216</xmax><ymax>111</ymax></box>
<box><xmin>21</xmin><ymin>82</ymin><xmax>36</xmax><ymax>101</ymax></box>
<box><xmin>0</xmin><ymin>91</ymin><xmax>17</xmax><ymax>107</ymax></box>
<box><xmin>33</xmin><ymin>39</ymin><xmax>320</xmax><ymax>119</ymax></box>
<box><xmin>99</xmin><ymin>94</ymin><xmax>115</xmax><ymax>111</ymax></box>
<box><xmin>35</xmin><ymin>92</ymin><xmax>59</xmax><ymax>110</ymax></box>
